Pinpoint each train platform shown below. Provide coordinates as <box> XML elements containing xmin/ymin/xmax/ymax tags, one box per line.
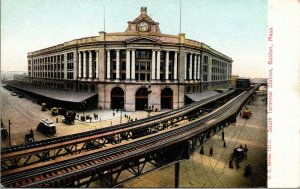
<box><xmin>122</xmin><ymin>94</ymin><xmax>267</xmax><ymax>187</ymax></box>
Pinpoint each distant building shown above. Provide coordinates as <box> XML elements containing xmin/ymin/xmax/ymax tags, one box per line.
<box><xmin>20</xmin><ymin>7</ymin><xmax>232</xmax><ymax>111</ymax></box>
<box><xmin>230</xmin><ymin>75</ymin><xmax>239</xmax><ymax>88</ymax></box>
<box><xmin>236</xmin><ymin>79</ymin><xmax>250</xmax><ymax>89</ymax></box>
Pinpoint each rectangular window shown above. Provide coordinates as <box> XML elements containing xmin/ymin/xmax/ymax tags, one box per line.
<box><xmin>140</xmin><ymin>62</ymin><xmax>146</xmax><ymax>70</ymax></box>
<box><xmin>147</xmin><ymin>74</ymin><xmax>150</xmax><ymax>81</ymax></box>
<box><xmin>121</xmin><ymin>51</ymin><xmax>126</xmax><ymax>58</ymax></box>
<box><xmin>121</xmin><ymin>73</ymin><xmax>126</xmax><ymax>80</ymax></box>
<box><xmin>121</xmin><ymin>61</ymin><xmax>126</xmax><ymax>70</ymax></box>
<box><xmin>147</xmin><ymin>62</ymin><xmax>151</xmax><ymax>70</ymax></box>
<box><xmin>204</xmin><ymin>56</ymin><xmax>208</xmax><ymax>64</ymax></box>
<box><xmin>112</xmin><ymin>62</ymin><xmax>116</xmax><ymax>70</ymax></box>
<box><xmin>140</xmin><ymin>73</ymin><xmax>145</xmax><ymax>81</ymax></box>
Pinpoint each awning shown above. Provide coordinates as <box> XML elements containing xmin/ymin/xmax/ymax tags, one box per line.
<box><xmin>185</xmin><ymin>91</ymin><xmax>221</xmax><ymax>102</ymax></box>
<box><xmin>4</xmin><ymin>80</ymin><xmax>97</xmax><ymax>103</ymax></box>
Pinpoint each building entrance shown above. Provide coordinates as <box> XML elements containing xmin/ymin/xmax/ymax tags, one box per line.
<box><xmin>135</xmin><ymin>88</ymin><xmax>148</xmax><ymax>110</ymax></box>
<box><xmin>111</xmin><ymin>87</ymin><xmax>124</xmax><ymax>109</ymax></box>
<box><xmin>161</xmin><ymin>88</ymin><xmax>173</xmax><ymax>109</ymax></box>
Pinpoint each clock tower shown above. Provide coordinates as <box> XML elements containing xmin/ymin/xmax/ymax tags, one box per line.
<box><xmin>125</xmin><ymin>7</ymin><xmax>161</xmax><ymax>34</ymax></box>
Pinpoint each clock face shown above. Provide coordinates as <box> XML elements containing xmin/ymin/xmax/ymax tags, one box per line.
<box><xmin>139</xmin><ymin>22</ymin><xmax>149</xmax><ymax>32</ymax></box>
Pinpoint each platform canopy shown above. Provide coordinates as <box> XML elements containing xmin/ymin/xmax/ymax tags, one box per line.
<box><xmin>185</xmin><ymin>91</ymin><xmax>221</xmax><ymax>102</ymax></box>
<box><xmin>4</xmin><ymin>80</ymin><xmax>97</xmax><ymax>103</ymax></box>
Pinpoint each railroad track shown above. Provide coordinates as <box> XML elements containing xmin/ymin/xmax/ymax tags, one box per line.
<box><xmin>1</xmin><ymin>85</ymin><xmax>259</xmax><ymax>187</ymax></box>
<box><xmin>1</xmin><ymin>90</ymin><xmax>238</xmax><ymax>170</ymax></box>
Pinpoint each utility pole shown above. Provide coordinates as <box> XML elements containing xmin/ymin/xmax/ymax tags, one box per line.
<box><xmin>8</xmin><ymin>120</ymin><xmax>12</xmax><ymax>146</ymax></box>
<box><xmin>120</xmin><ymin>102</ymin><xmax>123</xmax><ymax>124</ymax></box>
<box><xmin>175</xmin><ymin>162</ymin><xmax>180</xmax><ymax>188</ymax></box>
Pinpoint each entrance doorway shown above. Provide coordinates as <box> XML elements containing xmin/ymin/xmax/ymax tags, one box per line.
<box><xmin>161</xmin><ymin>88</ymin><xmax>173</xmax><ymax>109</ymax></box>
<box><xmin>135</xmin><ymin>88</ymin><xmax>148</xmax><ymax>110</ymax></box>
<box><xmin>111</xmin><ymin>87</ymin><xmax>124</xmax><ymax>109</ymax></box>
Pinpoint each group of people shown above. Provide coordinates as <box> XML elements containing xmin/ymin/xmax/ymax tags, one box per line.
<box><xmin>200</xmin><ymin>143</ymin><xmax>253</xmax><ymax>177</ymax></box>
<box><xmin>124</xmin><ymin>114</ymin><xmax>137</xmax><ymax>122</ymax></box>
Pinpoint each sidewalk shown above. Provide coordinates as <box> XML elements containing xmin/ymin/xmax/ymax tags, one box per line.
<box><xmin>122</xmin><ymin>95</ymin><xmax>267</xmax><ymax>188</ymax></box>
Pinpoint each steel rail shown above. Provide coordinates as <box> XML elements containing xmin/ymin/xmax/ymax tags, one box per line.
<box><xmin>1</xmin><ymin>90</ymin><xmax>236</xmax><ymax>155</ymax></box>
<box><xmin>1</xmin><ymin>85</ymin><xmax>259</xmax><ymax>187</ymax></box>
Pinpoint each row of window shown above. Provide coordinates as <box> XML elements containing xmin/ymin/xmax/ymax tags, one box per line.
<box><xmin>32</xmin><ymin>63</ymin><xmax>65</xmax><ymax>71</ymax></box>
<box><xmin>31</xmin><ymin>80</ymin><xmax>96</xmax><ymax>92</ymax></box>
<box><xmin>109</xmin><ymin>50</ymin><xmax>177</xmax><ymax>60</ymax></box>
<box><xmin>32</xmin><ymin>72</ymin><xmax>65</xmax><ymax>79</ymax></box>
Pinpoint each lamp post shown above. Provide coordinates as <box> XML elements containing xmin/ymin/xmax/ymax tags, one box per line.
<box><xmin>82</xmin><ymin>100</ymin><xmax>87</xmax><ymax>116</ymax></box>
<box><xmin>120</xmin><ymin>101</ymin><xmax>123</xmax><ymax>124</ymax></box>
<box><xmin>8</xmin><ymin>120</ymin><xmax>12</xmax><ymax>146</ymax></box>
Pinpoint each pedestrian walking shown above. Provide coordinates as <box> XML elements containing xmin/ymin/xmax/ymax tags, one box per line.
<box><xmin>113</xmin><ymin>112</ymin><xmax>115</xmax><ymax>117</ymax></box>
<box><xmin>223</xmin><ymin>141</ymin><xmax>227</xmax><ymax>148</ymax></box>
<box><xmin>244</xmin><ymin>164</ymin><xmax>252</xmax><ymax>177</ymax></box>
<box><xmin>200</xmin><ymin>146</ymin><xmax>204</xmax><ymax>155</ymax></box>
<box><xmin>209</xmin><ymin>147</ymin><xmax>213</xmax><ymax>156</ymax></box>
<box><xmin>244</xmin><ymin>144</ymin><xmax>248</xmax><ymax>156</ymax></box>
<box><xmin>89</xmin><ymin>117</ymin><xmax>92</xmax><ymax>123</ymax></box>
<box><xmin>229</xmin><ymin>159</ymin><xmax>233</xmax><ymax>169</ymax></box>
<box><xmin>222</xmin><ymin>131</ymin><xmax>225</xmax><ymax>141</ymax></box>
<box><xmin>56</xmin><ymin>117</ymin><xmax>58</xmax><ymax>123</ymax></box>
<box><xmin>236</xmin><ymin>159</ymin><xmax>240</xmax><ymax>169</ymax></box>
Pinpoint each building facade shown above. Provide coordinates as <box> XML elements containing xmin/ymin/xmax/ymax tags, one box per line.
<box><xmin>26</xmin><ymin>7</ymin><xmax>232</xmax><ymax>111</ymax></box>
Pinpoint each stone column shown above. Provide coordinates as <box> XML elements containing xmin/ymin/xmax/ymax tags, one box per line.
<box><xmin>89</xmin><ymin>50</ymin><xmax>92</xmax><ymax>78</ymax></box>
<box><xmin>156</xmin><ymin>50</ymin><xmax>161</xmax><ymax>80</ymax></box>
<box><xmin>208</xmin><ymin>56</ymin><xmax>212</xmax><ymax>82</ymax></box>
<box><xmin>107</xmin><ymin>50</ymin><xmax>111</xmax><ymax>79</ymax></box>
<box><xmin>184</xmin><ymin>53</ymin><xmax>187</xmax><ymax>80</ymax></box>
<box><xmin>78</xmin><ymin>51</ymin><xmax>82</xmax><ymax>78</ymax></box>
<box><xmin>56</xmin><ymin>55</ymin><xmax>58</xmax><ymax>79</ymax></box>
<box><xmin>151</xmin><ymin>50</ymin><xmax>156</xmax><ymax>80</ymax></box>
<box><xmin>96</xmin><ymin>50</ymin><xmax>99</xmax><ymax>79</ymax></box>
<box><xmin>131</xmin><ymin>50</ymin><xmax>136</xmax><ymax>80</ymax></box>
<box><xmin>116</xmin><ymin>50</ymin><xmax>120</xmax><ymax>79</ymax></box>
<box><xmin>83</xmin><ymin>51</ymin><xmax>86</xmax><ymax>78</ymax></box>
<box><xmin>174</xmin><ymin>52</ymin><xmax>178</xmax><ymax>80</ymax></box>
<box><xmin>198</xmin><ymin>55</ymin><xmax>200</xmax><ymax>80</ymax></box>
<box><xmin>64</xmin><ymin>54</ymin><xmax>67</xmax><ymax>79</ymax></box>
<box><xmin>165</xmin><ymin>51</ymin><xmax>169</xmax><ymax>80</ymax></box>
<box><xmin>126</xmin><ymin>50</ymin><xmax>130</xmax><ymax>80</ymax></box>
<box><xmin>193</xmin><ymin>54</ymin><xmax>197</xmax><ymax>80</ymax></box>
<box><xmin>73</xmin><ymin>51</ymin><xmax>77</xmax><ymax>80</ymax></box>
<box><xmin>189</xmin><ymin>53</ymin><xmax>193</xmax><ymax>80</ymax></box>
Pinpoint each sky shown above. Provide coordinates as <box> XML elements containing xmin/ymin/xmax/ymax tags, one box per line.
<box><xmin>1</xmin><ymin>0</ymin><xmax>267</xmax><ymax>78</ymax></box>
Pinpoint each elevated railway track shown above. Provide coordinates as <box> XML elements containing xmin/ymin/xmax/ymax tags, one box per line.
<box><xmin>1</xmin><ymin>84</ymin><xmax>260</xmax><ymax>187</ymax></box>
<box><xmin>1</xmin><ymin>89</ymin><xmax>238</xmax><ymax>171</ymax></box>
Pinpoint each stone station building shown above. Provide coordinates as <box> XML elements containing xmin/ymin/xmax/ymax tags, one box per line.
<box><xmin>24</xmin><ymin>7</ymin><xmax>232</xmax><ymax>111</ymax></box>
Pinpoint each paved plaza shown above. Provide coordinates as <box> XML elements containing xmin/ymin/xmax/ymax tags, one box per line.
<box><xmin>0</xmin><ymin>86</ymin><xmax>162</xmax><ymax>147</ymax></box>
